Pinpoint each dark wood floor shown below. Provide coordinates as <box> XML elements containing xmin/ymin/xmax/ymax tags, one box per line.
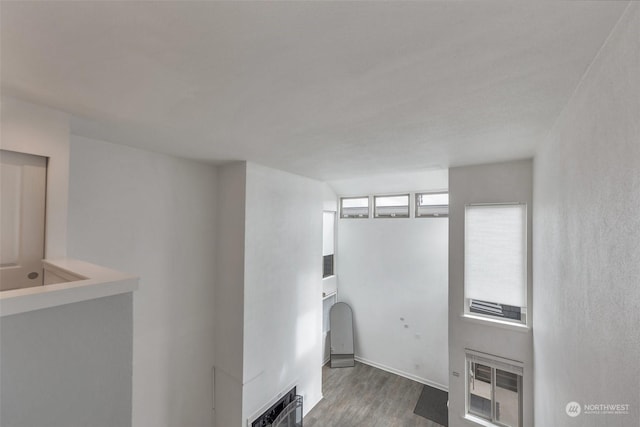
<box><xmin>304</xmin><ymin>362</ymin><xmax>445</xmax><ymax>427</ymax></box>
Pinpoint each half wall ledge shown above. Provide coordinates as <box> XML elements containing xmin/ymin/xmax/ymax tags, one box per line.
<box><xmin>0</xmin><ymin>258</ymin><xmax>139</xmax><ymax>317</ymax></box>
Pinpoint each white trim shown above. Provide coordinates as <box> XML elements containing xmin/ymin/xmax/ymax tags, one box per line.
<box><xmin>355</xmin><ymin>356</ymin><xmax>448</xmax><ymax>392</ymax></box>
<box><xmin>461</xmin><ymin>314</ymin><xmax>530</xmax><ymax>333</ymax></box>
<box><xmin>464</xmin><ymin>413</ymin><xmax>501</xmax><ymax>427</ymax></box>
<box><xmin>322</xmin><ymin>290</ymin><xmax>337</xmax><ymax>300</ymax></box>
<box><xmin>465</xmin><ymin>349</ymin><xmax>523</xmax><ymax>375</ymax></box>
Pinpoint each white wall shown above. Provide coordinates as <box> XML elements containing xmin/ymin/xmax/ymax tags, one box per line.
<box><xmin>1</xmin><ymin>99</ymin><xmax>134</xmax><ymax>427</ymax></box>
<box><xmin>1</xmin><ymin>294</ymin><xmax>133</xmax><ymax>427</ymax></box>
<box><xmin>322</xmin><ymin>183</ymin><xmax>338</xmax><ymax>212</ymax></box>
<box><xmin>448</xmin><ymin>159</ymin><xmax>533</xmax><ymax>427</ymax></box>
<box><xmin>339</xmin><ymin>218</ymin><xmax>449</xmax><ymax>389</ymax></box>
<box><xmin>534</xmin><ymin>3</ymin><xmax>640</xmax><ymax>426</ymax></box>
<box><xmin>68</xmin><ymin>135</ymin><xmax>217</xmax><ymax>427</ymax></box>
<box><xmin>214</xmin><ymin>162</ymin><xmax>246</xmax><ymax>427</ymax></box>
<box><xmin>1</xmin><ymin>96</ymin><xmax>69</xmax><ymax>258</ymax></box>
<box><xmin>329</xmin><ymin>169</ymin><xmax>448</xmax><ymax>197</ymax></box>
<box><xmin>242</xmin><ymin>162</ymin><xmax>323</xmax><ymax>424</ymax></box>
<box><xmin>335</xmin><ymin>170</ymin><xmax>449</xmax><ymax>389</ymax></box>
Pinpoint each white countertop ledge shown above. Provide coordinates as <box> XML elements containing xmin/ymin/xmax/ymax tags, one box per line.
<box><xmin>1</xmin><ymin>258</ymin><xmax>139</xmax><ymax>317</ymax></box>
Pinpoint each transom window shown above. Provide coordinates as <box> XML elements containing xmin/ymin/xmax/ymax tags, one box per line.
<box><xmin>415</xmin><ymin>191</ymin><xmax>449</xmax><ymax>217</ymax></box>
<box><xmin>340</xmin><ymin>197</ymin><xmax>369</xmax><ymax>218</ymax></box>
<box><xmin>374</xmin><ymin>194</ymin><xmax>409</xmax><ymax>218</ymax></box>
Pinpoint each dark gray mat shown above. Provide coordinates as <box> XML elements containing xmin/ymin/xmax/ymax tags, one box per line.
<box><xmin>413</xmin><ymin>384</ymin><xmax>448</xmax><ymax>426</ymax></box>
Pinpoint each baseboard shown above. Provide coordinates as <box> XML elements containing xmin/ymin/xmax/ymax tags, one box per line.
<box><xmin>303</xmin><ymin>392</ymin><xmax>323</xmax><ymax>418</ymax></box>
<box><xmin>322</xmin><ymin>356</ymin><xmax>330</xmax><ymax>366</ymax></box>
<box><xmin>354</xmin><ymin>356</ymin><xmax>449</xmax><ymax>392</ymax></box>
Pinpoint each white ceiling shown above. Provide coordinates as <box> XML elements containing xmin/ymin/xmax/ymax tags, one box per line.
<box><xmin>1</xmin><ymin>1</ymin><xmax>628</xmax><ymax>180</ymax></box>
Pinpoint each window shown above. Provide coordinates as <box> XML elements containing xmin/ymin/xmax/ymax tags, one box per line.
<box><xmin>466</xmin><ymin>350</ymin><xmax>523</xmax><ymax>427</ymax></box>
<box><xmin>323</xmin><ymin>211</ymin><xmax>335</xmax><ymax>277</ymax></box>
<box><xmin>323</xmin><ymin>254</ymin><xmax>334</xmax><ymax>278</ymax></box>
<box><xmin>416</xmin><ymin>191</ymin><xmax>449</xmax><ymax>217</ymax></box>
<box><xmin>374</xmin><ymin>194</ymin><xmax>409</xmax><ymax>218</ymax></box>
<box><xmin>464</xmin><ymin>203</ymin><xmax>527</xmax><ymax>324</ymax></box>
<box><xmin>340</xmin><ymin>197</ymin><xmax>369</xmax><ymax>218</ymax></box>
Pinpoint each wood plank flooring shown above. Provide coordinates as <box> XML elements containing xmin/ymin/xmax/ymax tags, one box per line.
<box><xmin>304</xmin><ymin>362</ymin><xmax>445</xmax><ymax>427</ymax></box>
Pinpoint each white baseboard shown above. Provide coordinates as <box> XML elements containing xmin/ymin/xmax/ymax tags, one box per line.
<box><xmin>354</xmin><ymin>356</ymin><xmax>448</xmax><ymax>392</ymax></box>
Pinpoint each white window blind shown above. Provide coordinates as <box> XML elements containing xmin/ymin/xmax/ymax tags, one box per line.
<box><xmin>465</xmin><ymin>204</ymin><xmax>527</xmax><ymax>308</ymax></box>
<box><xmin>322</xmin><ymin>212</ymin><xmax>335</xmax><ymax>256</ymax></box>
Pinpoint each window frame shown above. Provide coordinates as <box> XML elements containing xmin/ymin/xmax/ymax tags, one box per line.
<box><xmin>415</xmin><ymin>191</ymin><xmax>449</xmax><ymax>218</ymax></box>
<box><xmin>340</xmin><ymin>196</ymin><xmax>370</xmax><ymax>219</ymax></box>
<box><xmin>465</xmin><ymin>350</ymin><xmax>523</xmax><ymax>427</ymax></box>
<box><xmin>373</xmin><ymin>193</ymin><xmax>410</xmax><ymax>219</ymax></box>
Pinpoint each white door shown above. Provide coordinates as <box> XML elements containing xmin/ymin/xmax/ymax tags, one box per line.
<box><xmin>0</xmin><ymin>150</ymin><xmax>47</xmax><ymax>291</ymax></box>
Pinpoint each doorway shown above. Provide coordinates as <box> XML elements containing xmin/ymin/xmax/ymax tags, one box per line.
<box><xmin>0</xmin><ymin>150</ymin><xmax>47</xmax><ymax>291</ymax></box>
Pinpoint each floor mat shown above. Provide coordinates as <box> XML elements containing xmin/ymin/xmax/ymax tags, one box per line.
<box><xmin>413</xmin><ymin>384</ymin><xmax>448</xmax><ymax>426</ymax></box>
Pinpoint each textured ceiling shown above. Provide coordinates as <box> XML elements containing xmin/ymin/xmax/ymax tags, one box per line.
<box><xmin>0</xmin><ymin>1</ymin><xmax>628</xmax><ymax>180</ymax></box>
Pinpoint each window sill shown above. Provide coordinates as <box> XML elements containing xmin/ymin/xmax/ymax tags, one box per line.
<box><xmin>461</xmin><ymin>313</ymin><xmax>530</xmax><ymax>333</ymax></box>
<box><xmin>463</xmin><ymin>413</ymin><xmax>500</xmax><ymax>427</ymax></box>
<box><xmin>1</xmin><ymin>258</ymin><xmax>139</xmax><ymax>317</ymax></box>
<box><xmin>323</xmin><ymin>291</ymin><xmax>337</xmax><ymax>300</ymax></box>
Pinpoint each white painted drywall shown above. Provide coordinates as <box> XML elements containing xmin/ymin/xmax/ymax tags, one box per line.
<box><xmin>215</xmin><ymin>161</ymin><xmax>247</xmax><ymax>427</ymax></box>
<box><xmin>0</xmin><ymin>293</ymin><xmax>133</xmax><ymax>427</ymax></box>
<box><xmin>1</xmin><ymin>96</ymin><xmax>69</xmax><ymax>258</ymax></box>
<box><xmin>242</xmin><ymin>162</ymin><xmax>323</xmax><ymax>424</ymax></box>
<box><xmin>67</xmin><ymin>136</ymin><xmax>217</xmax><ymax>427</ymax></box>
<box><xmin>335</xmin><ymin>169</ymin><xmax>449</xmax><ymax>389</ymax></box>
<box><xmin>322</xmin><ymin>183</ymin><xmax>338</xmax><ymax>212</ymax></box>
<box><xmin>448</xmin><ymin>159</ymin><xmax>533</xmax><ymax>427</ymax></box>
<box><xmin>329</xmin><ymin>169</ymin><xmax>448</xmax><ymax>197</ymax></box>
<box><xmin>338</xmin><ymin>215</ymin><xmax>449</xmax><ymax>389</ymax></box>
<box><xmin>533</xmin><ymin>4</ymin><xmax>640</xmax><ymax>426</ymax></box>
